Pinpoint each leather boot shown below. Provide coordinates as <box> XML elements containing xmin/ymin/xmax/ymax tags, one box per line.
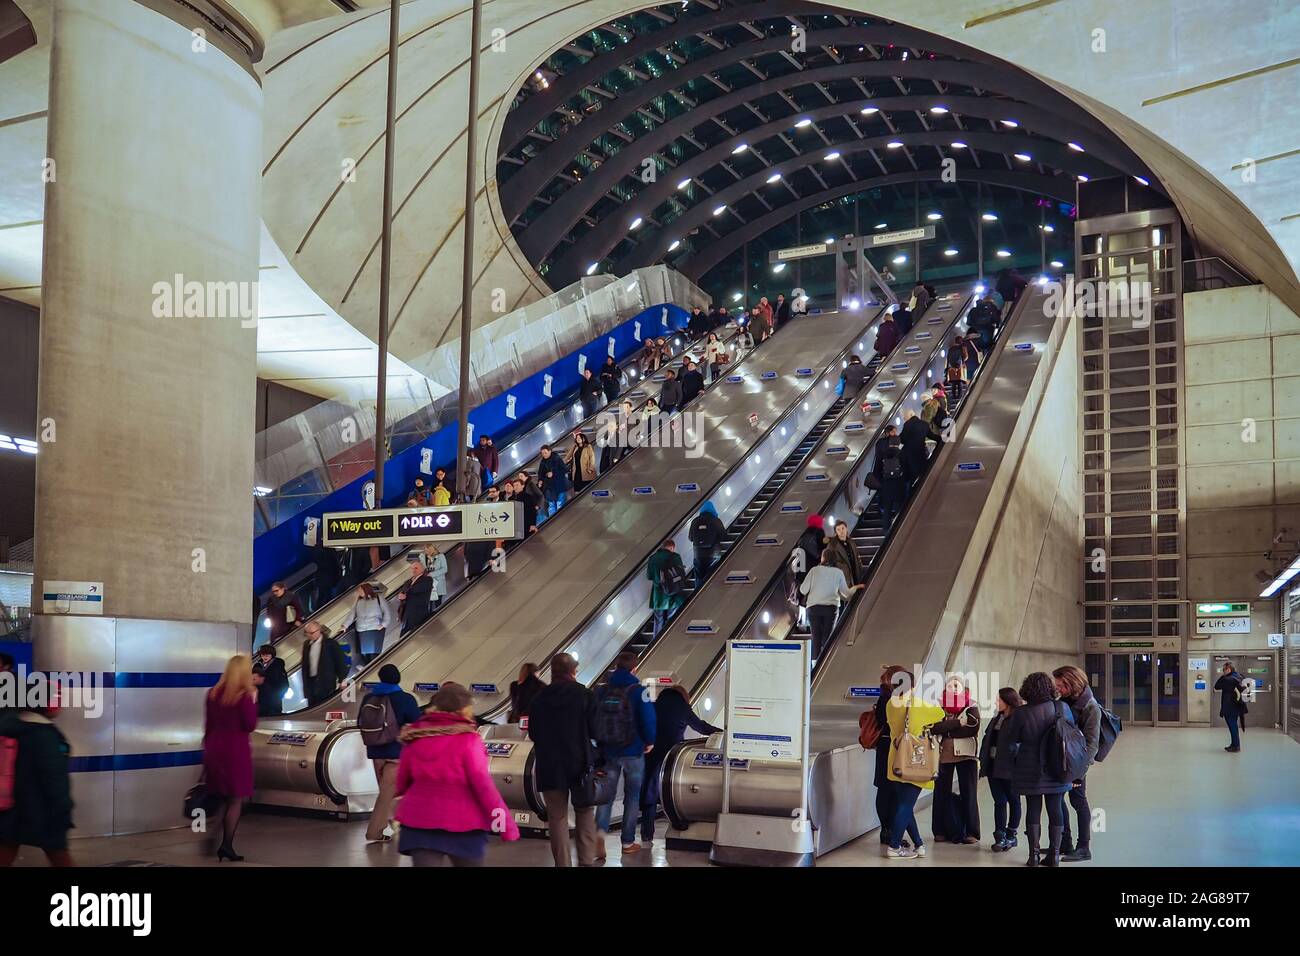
<box><xmin>1044</xmin><ymin>825</ymin><xmax>1063</xmax><ymax>867</ymax></box>
<box><xmin>1025</xmin><ymin>825</ymin><xmax>1040</xmax><ymax>867</ymax></box>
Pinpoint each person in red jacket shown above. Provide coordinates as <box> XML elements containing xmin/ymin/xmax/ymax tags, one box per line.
<box><xmin>473</xmin><ymin>435</ymin><xmax>500</xmax><ymax>489</ymax></box>
<box><xmin>394</xmin><ymin>683</ymin><xmax>520</xmax><ymax>866</ymax></box>
<box><xmin>873</xmin><ymin>314</ymin><xmax>901</xmax><ymax>359</ymax></box>
<box><xmin>203</xmin><ymin>655</ymin><xmax>259</xmax><ymax>862</ymax></box>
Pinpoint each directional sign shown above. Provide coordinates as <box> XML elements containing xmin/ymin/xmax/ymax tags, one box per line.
<box><xmin>590</xmin><ymin>489</ymin><xmax>613</xmax><ymax>499</ymax></box>
<box><xmin>877</xmin><ymin>380</ymin><xmax>897</xmax><ymax>389</ymax></box>
<box><xmin>904</xmin><ymin>345</ymin><xmax>921</xmax><ymax>354</ymax></box>
<box><xmin>41</xmin><ymin>580</ymin><xmax>104</xmax><ymax>616</ymax></box>
<box><xmin>470</xmin><ymin>683</ymin><xmax>499</xmax><ymax>695</ymax></box>
<box><xmin>868</xmin><ymin>225</ymin><xmax>934</xmax><ymax>246</ymax></box>
<box><xmin>633</xmin><ymin>486</ymin><xmax>656</xmax><ymax>496</ymax></box>
<box><xmin>726</xmin><ymin>375</ymin><xmax>744</xmax><ymax>384</ymax></box>
<box><xmin>804</xmin><ymin>473</ymin><xmax>829</xmax><ymax>482</ymax></box>
<box><xmin>780</xmin><ymin>501</ymin><xmax>804</xmax><ymax>513</ymax></box>
<box><xmin>795</xmin><ymin>368</ymin><xmax>815</xmax><ymax>376</ymax></box>
<box><xmin>1013</xmin><ymin>342</ymin><xmax>1034</xmax><ymax>352</ymax></box>
<box><xmin>413</xmin><ymin>682</ymin><xmax>441</xmax><ymax>693</ymax></box>
<box><xmin>844</xmin><ymin>422</ymin><xmax>866</xmax><ymax>431</ymax></box>
<box><xmin>847</xmin><ymin>686</ymin><xmax>882</xmax><ymax>699</ymax></box>
<box><xmin>724</xmin><ymin>571</ymin><xmax>754</xmax><ymax>584</ymax></box>
<box><xmin>755</xmin><ymin>534</ymin><xmax>783</xmax><ymax>546</ymax></box>
<box><xmin>675</xmin><ymin>482</ymin><xmax>700</xmax><ymax>493</ymax></box>
<box><xmin>760</xmin><ymin>371</ymin><xmax>778</xmax><ymax>380</ymax></box>
<box><xmin>826</xmin><ymin>445</ymin><xmax>850</xmax><ymax>456</ymax></box>
<box><xmin>630</xmin><ymin>390</ymin><xmax>647</xmax><ymax>398</ymax></box>
<box><xmin>686</xmin><ymin>620</ymin><xmax>718</xmax><ymax>634</ymax></box>
<box><xmin>322</xmin><ymin>502</ymin><xmax>522</xmax><ymax>547</ymax></box>
<box><xmin>485</xmin><ymin>742</ymin><xmax>516</xmax><ymax>758</ymax></box>
<box><xmin>890</xmin><ymin>362</ymin><xmax>910</xmax><ymax>372</ymax></box>
<box><xmin>955</xmin><ymin>461</ymin><xmax>984</xmax><ymax>473</ymax></box>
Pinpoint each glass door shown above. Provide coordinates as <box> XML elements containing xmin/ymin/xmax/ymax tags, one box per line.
<box><xmin>1133</xmin><ymin>654</ymin><xmax>1154</xmax><ymax>723</ymax></box>
<box><xmin>1156</xmin><ymin>653</ymin><xmax>1181</xmax><ymax>723</ymax></box>
<box><xmin>1111</xmin><ymin>654</ymin><xmax>1132</xmax><ymax>722</ymax></box>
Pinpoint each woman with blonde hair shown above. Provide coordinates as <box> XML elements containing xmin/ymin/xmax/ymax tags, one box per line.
<box><xmin>202</xmin><ymin>655</ymin><xmax>258</xmax><ymax>862</ymax></box>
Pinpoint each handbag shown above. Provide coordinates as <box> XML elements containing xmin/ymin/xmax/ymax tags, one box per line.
<box><xmin>858</xmin><ymin>709</ymin><xmax>882</xmax><ymax>750</ymax></box>
<box><xmin>182</xmin><ymin>774</ymin><xmax>221</xmax><ymax>820</ymax></box>
<box><xmin>891</xmin><ymin>695</ymin><xmax>940</xmax><ymax>783</ymax></box>
<box><xmin>571</xmin><ymin>762</ymin><xmax>619</xmax><ymax>809</ymax></box>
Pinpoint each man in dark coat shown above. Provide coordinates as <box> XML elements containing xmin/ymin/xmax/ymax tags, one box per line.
<box><xmin>637</xmin><ymin>684</ymin><xmax>721</xmax><ymax>843</ymax></box>
<box><xmin>659</xmin><ymin>368</ymin><xmax>683</xmax><ymax>414</ymax></box>
<box><xmin>301</xmin><ymin>620</ymin><xmax>349</xmax><ymax>707</ymax></box>
<box><xmin>1214</xmin><ymin>662</ymin><xmax>1247</xmax><ymax>752</ymax></box>
<box><xmin>311</xmin><ymin>544</ymin><xmax>342</xmax><ymax>612</ymax></box>
<box><xmin>899</xmin><ymin>410</ymin><xmax>931</xmax><ymax>491</ymax></box>
<box><xmin>774</xmin><ymin>293</ymin><xmax>792</xmax><ymax>327</ymax></box>
<box><xmin>0</xmin><ymin>706</ymin><xmax>74</xmax><ymax>866</ymax></box>
<box><xmin>465</xmin><ymin>538</ymin><xmax>496</xmax><ymax>580</ymax></box>
<box><xmin>687</xmin><ymin>307</ymin><xmax>710</xmax><ymax>339</ymax></box>
<box><xmin>893</xmin><ymin>306</ymin><xmax>913</xmax><ymax>337</ymax></box>
<box><xmin>579</xmin><ymin>367</ymin><xmax>604</xmax><ymax>418</ymax></box>
<box><xmin>839</xmin><ymin>354</ymin><xmax>870</xmax><ymax>394</ymax></box>
<box><xmin>679</xmin><ymin>361</ymin><xmax>705</xmax><ymax>405</ymax></box>
<box><xmin>527</xmin><ymin>652</ymin><xmax>599</xmax><ymax>866</ymax></box>
<box><xmin>688</xmin><ymin>500</ymin><xmax>726</xmax><ymax>583</ymax></box>
<box><xmin>399</xmin><ymin>561</ymin><xmax>434</xmax><ymax>635</ymax></box>
<box><xmin>253</xmin><ymin>645</ymin><xmax>289</xmax><ymax>717</ymax></box>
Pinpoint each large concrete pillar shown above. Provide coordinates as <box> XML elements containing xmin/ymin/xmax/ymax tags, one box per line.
<box><xmin>32</xmin><ymin>0</ymin><xmax>261</xmax><ymax>835</ymax></box>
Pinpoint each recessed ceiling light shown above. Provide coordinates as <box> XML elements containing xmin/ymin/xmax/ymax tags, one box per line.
<box><xmin>677</xmin><ymin>178</ymin><xmax>690</xmax><ymax>190</ymax></box>
<box><xmin>930</xmin><ymin>106</ymin><xmax>949</xmax><ymax>114</ymax></box>
<box><xmin>1135</xmin><ymin>175</ymin><xmax>1150</xmax><ymax>186</ymax></box>
<box><xmin>713</xmin><ymin>204</ymin><xmax>726</xmax><ymax>216</ymax></box>
<box><xmin>886</xmin><ymin>140</ymin><xmax>904</xmax><ymax>149</ymax></box>
<box><xmin>824</xmin><ymin>237</ymin><xmax>835</xmax><ymax>244</ymax></box>
<box><xmin>824</xmin><ymin>150</ymin><xmax>841</xmax><ymax>161</ymax></box>
<box><xmin>731</xmin><ymin>292</ymin><xmax>742</xmax><ymax>301</ymax></box>
<box><xmin>996</xmin><ymin>249</ymin><xmax>1011</xmax><ymax>258</ymax></box>
<box><xmin>926</xmin><ymin>211</ymin><xmax>942</xmax><ymax>221</ymax></box>
<box><xmin>731</xmin><ymin>143</ymin><xmax>749</xmax><ymax>154</ymax></box>
<box><xmin>860</xmin><ymin>106</ymin><xmax>879</xmax><ymax>115</ymax></box>
<box><xmin>772</xmin><ymin>262</ymin><xmax>786</xmax><ymax>274</ymax></box>
<box><xmin>585</xmin><ymin>262</ymin><xmax>599</xmax><ymax>275</ymax></box>
<box><xmin>668</xmin><ymin>239</ymin><xmax>681</xmax><ymax>251</ymax></box>
<box><xmin>1000</xmin><ymin>119</ymin><xmax>1019</xmax><ymax>128</ymax></box>
<box><xmin>630</xmin><ymin>217</ymin><xmax>643</xmax><ymax>229</ymax></box>
<box><xmin>1013</xmin><ymin>152</ymin><xmax>1032</xmax><ymax>162</ymax></box>
<box><xmin>1041</xmin><ymin>224</ymin><xmax>1055</xmax><ymax>233</ymax></box>
<box><xmin>1077</xmin><ymin>174</ymin><xmax>1090</xmax><ymax>182</ymax></box>
<box><xmin>794</xmin><ymin>118</ymin><xmax>813</xmax><ymax>128</ymax></box>
<box><xmin>766</xmin><ymin>172</ymin><xmax>782</xmax><ymax>183</ymax></box>
<box><xmin>944</xmin><ymin>248</ymin><xmax>958</xmax><ymax>257</ymax></box>
<box><xmin>1050</xmin><ymin>260</ymin><xmax>1064</xmax><ymax>268</ymax></box>
<box><xmin>1067</xmin><ymin>142</ymin><xmax>1084</xmax><ymax>152</ymax></box>
<box><xmin>892</xmin><ymin>254</ymin><xmax>907</xmax><ymax>265</ymax></box>
<box><xmin>950</xmin><ymin>140</ymin><xmax>968</xmax><ymax>149</ymax></box>
<box><xmin>982</xmin><ymin>212</ymin><xmax>998</xmax><ymax>221</ymax></box>
<box><xmin>875</xmin><ymin>222</ymin><xmax>887</xmax><ymax>230</ymax></box>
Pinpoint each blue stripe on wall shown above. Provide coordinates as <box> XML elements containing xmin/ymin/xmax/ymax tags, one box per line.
<box><xmin>69</xmin><ymin>751</ymin><xmax>204</xmax><ymax>773</ymax></box>
<box><xmin>103</xmin><ymin>672</ymin><xmax>221</xmax><ymax>689</ymax></box>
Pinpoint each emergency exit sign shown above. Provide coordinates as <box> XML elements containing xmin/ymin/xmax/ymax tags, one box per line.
<box><xmin>1195</xmin><ymin>602</ymin><xmax>1250</xmax><ymax>616</ymax></box>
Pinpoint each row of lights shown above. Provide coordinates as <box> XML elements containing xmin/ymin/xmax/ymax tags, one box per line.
<box><xmin>0</xmin><ymin>435</ymin><xmax>36</xmax><ymax>455</ymax></box>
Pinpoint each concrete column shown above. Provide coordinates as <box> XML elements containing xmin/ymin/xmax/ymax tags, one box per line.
<box><xmin>36</xmin><ymin>0</ymin><xmax>260</xmax><ymax>625</ymax></box>
<box><xmin>31</xmin><ymin>0</ymin><xmax>261</xmax><ymax>835</ymax></box>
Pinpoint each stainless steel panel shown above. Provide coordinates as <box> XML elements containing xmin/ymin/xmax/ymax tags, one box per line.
<box><xmin>115</xmin><ymin>617</ymin><xmax>239</xmax><ymax>674</ymax></box>
<box><xmin>112</xmin><ymin>765</ymin><xmax>202</xmax><ymax>836</ymax></box>
<box><xmin>69</xmin><ymin>770</ymin><xmax>115</xmax><ymax>838</ymax></box>
<box><xmin>113</xmin><ymin>687</ymin><xmax>206</xmax><ymax>755</ymax></box>
<box><xmin>31</xmin><ymin>613</ymin><xmax>116</xmax><ymax>671</ymax></box>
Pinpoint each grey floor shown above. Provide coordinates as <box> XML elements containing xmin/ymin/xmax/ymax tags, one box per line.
<box><xmin>12</xmin><ymin>726</ymin><xmax>1299</xmax><ymax>867</ymax></box>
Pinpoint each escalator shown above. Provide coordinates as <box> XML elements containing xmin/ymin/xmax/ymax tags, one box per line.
<box><xmin>251</xmin><ymin>306</ymin><xmax>885</xmax><ymax>815</ymax></box>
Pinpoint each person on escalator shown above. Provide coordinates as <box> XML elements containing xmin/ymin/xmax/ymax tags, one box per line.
<box><xmin>464</xmin><ymin>538</ymin><xmax>497</xmax><ymax>581</ymax></box>
<box><xmin>599</xmin><ymin>355</ymin><xmax>623</xmax><ymax>403</ymax></box>
<box><xmin>342</xmin><ymin>546</ymin><xmax>372</xmax><ymax>591</ymax></box>
<box><xmin>507</xmin><ymin>663</ymin><xmax>546</xmax><ymax>724</ymax></box>
<box><xmin>875</xmin><ymin>432</ymin><xmax>907</xmax><ymax>535</ymax></box>
<box><xmin>343</xmin><ymin>582</ymin><xmax>393</xmax><ymax>664</ymax></box>
<box><xmin>703</xmin><ymin>332</ymin><xmax>725</xmax><ymax>382</ymax></box>
<box><xmin>647</xmin><ymin>539</ymin><xmax>687</xmax><ymax>640</ymax></box>
<box><xmin>659</xmin><ymin>368</ymin><xmax>683</xmax><ymax>415</ymax></box>
<box><xmin>419</xmin><ymin>543</ymin><xmax>449</xmax><ymax>608</ymax></box>
<box><xmin>960</xmin><ymin>334</ymin><xmax>982</xmax><ymax>380</ymax></box>
<box><xmin>252</xmin><ymin>645</ymin><xmax>289</xmax><ymax>717</ymax></box>
<box><xmin>566</xmin><ymin>431</ymin><xmax>598</xmax><ymax>493</ymax></box>
<box><xmin>822</xmin><ymin>519</ymin><xmax>864</xmax><ymax>586</ymax></box>
<box><xmin>358</xmin><ymin>663</ymin><xmax>421</xmax><ymax>845</ymax></box>
<box><xmin>920</xmin><ymin>386</ymin><xmax>950</xmax><ymax>455</ymax></box>
<box><xmin>687</xmin><ymin>307</ymin><xmax>710</xmax><ymax>340</ymax></box>
<box><xmin>310</xmin><ymin>544</ymin><xmax>343</xmax><ymax>612</ymax></box>
<box><xmin>839</xmin><ymin>353</ymin><xmax>870</xmax><ymax>395</ymax></box>
<box><xmin>301</xmin><ymin>620</ymin><xmax>349</xmax><ymax>708</ymax></box>
<box><xmin>899</xmin><ymin>409</ymin><xmax>931</xmax><ymax>493</ymax></box>
<box><xmin>774</xmin><ymin>293</ymin><xmax>791</xmax><ymax>328</ymax></box>
<box><xmin>688</xmin><ymin>501</ymin><xmax>726</xmax><ymax>584</ymax></box>
<box><xmin>579</xmin><ymin>367</ymin><xmax>605</xmax><ymax>419</ymax></box>
<box><xmin>409</xmin><ymin>477</ymin><xmax>433</xmax><ymax>506</ymax></box>
<box><xmin>798</xmin><ymin>551</ymin><xmax>864</xmax><ymax>661</ymax></box>
<box><xmin>639</xmin><ymin>684</ymin><xmax>721</xmax><ymax>844</ymax></box>
<box><xmin>263</xmin><ymin>582</ymin><xmax>306</xmax><ymax>641</ymax></box>
<box><xmin>679</xmin><ymin>360</ymin><xmax>704</xmax><ymax>406</ymax></box>
<box><xmin>528</xmin><ymin>652</ymin><xmax>599</xmax><ymax>867</ymax></box>
<box><xmin>593</xmin><ymin>650</ymin><xmax>657</xmax><ymax>855</ymax></box>
<box><xmin>513</xmin><ymin>477</ymin><xmax>541</xmax><ymax>537</ymax></box>
<box><xmin>996</xmin><ymin>267</ymin><xmax>1027</xmax><ymax>307</ymax></box>
<box><xmin>892</xmin><ymin>305</ymin><xmax>913</xmax><ymax>337</ymax></box>
<box><xmin>473</xmin><ymin>435</ymin><xmax>499</xmax><ymax>489</ymax></box>
<box><xmin>459</xmin><ymin>454</ymin><xmax>483</xmax><ymax>502</ymax></box>
<box><xmin>872</xmin><ymin>313</ymin><xmax>901</xmax><ymax>360</ymax></box>
<box><xmin>398</xmin><ymin>561</ymin><xmax>434</xmax><ymax>637</ymax></box>
<box><xmin>967</xmin><ymin>297</ymin><xmax>1000</xmax><ymax>351</ymax></box>
<box><xmin>538</xmin><ymin>445</ymin><xmax>570</xmax><ymax>519</ymax></box>
<box><xmin>394</xmin><ymin>682</ymin><xmax>520</xmax><ymax>865</ymax></box>
<box><xmin>639</xmin><ymin>340</ymin><xmax>661</xmax><ymax>376</ymax></box>
<box><xmin>791</xmin><ymin>514</ymin><xmax>826</xmax><ymax>605</ymax></box>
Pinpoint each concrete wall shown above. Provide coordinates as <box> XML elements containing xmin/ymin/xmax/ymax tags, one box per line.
<box><xmin>951</xmin><ymin>318</ymin><xmax>1083</xmax><ymax>688</ymax></box>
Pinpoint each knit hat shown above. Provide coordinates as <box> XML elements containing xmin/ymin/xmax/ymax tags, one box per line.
<box><xmin>807</xmin><ymin>514</ymin><xmax>824</xmax><ymax>529</ymax></box>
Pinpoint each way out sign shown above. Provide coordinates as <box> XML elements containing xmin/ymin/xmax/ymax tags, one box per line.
<box><xmin>322</xmin><ymin>502</ymin><xmax>522</xmax><ymax>547</ymax></box>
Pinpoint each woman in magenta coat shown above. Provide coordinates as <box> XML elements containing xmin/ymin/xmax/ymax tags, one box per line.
<box><xmin>202</xmin><ymin>655</ymin><xmax>258</xmax><ymax>862</ymax></box>
<box><xmin>395</xmin><ymin>683</ymin><xmax>520</xmax><ymax>866</ymax></box>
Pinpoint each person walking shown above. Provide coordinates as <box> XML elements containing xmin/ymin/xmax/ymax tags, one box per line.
<box><xmin>798</xmin><ymin>551</ymin><xmax>864</xmax><ymax>660</ymax></box>
<box><xmin>646</xmin><ymin>539</ymin><xmax>687</xmax><ymax>640</ymax></box>
<box><xmin>419</xmin><ymin>542</ymin><xmax>449</xmax><ymax>608</ymax></box>
<box><xmin>301</xmin><ymin>621</ymin><xmax>349</xmax><ymax>708</ymax></box>
<box><xmin>358</xmin><ymin>664</ymin><xmax>421</xmax><ymax>844</ymax></box>
<box><xmin>202</xmin><ymin>655</ymin><xmax>258</xmax><ymax>862</ymax></box>
<box><xmin>1214</xmin><ymin>662</ymin><xmax>1247</xmax><ymax>752</ymax></box>
<box><xmin>1053</xmin><ymin>665</ymin><xmax>1102</xmax><ymax>862</ymax></box>
<box><xmin>566</xmin><ymin>432</ymin><xmax>598</xmax><ymax>493</ymax></box>
<box><xmin>398</xmin><ymin>560</ymin><xmax>435</xmax><ymax>636</ymax></box>
<box><xmin>929</xmin><ymin>675</ymin><xmax>981</xmax><ymax>845</ymax></box>
<box><xmin>507</xmin><ymin>663</ymin><xmax>546</xmax><ymax>724</ymax></box>
<box><xmin>980</xmin><ymin>686</ymin><xmax>1024</xmax><ymax>852</ymax></box>
<box><xmin>342</xmin><ymin>582</ymin><xmax>392</xmax><ymax>664</ymax></box>
<box><xmin>996</xmin><ymin>671</ymin><xmax>1076</xmax><ymax>866</ymax></box>
<box><xmin>262</xmin><ymin>582</ymin><xmax>305</xmax><ymax>641</ymax></box>
<box><xmin>393</xmin><ymin>683</ymin><xmax>520</xmax><ymax>865</ymax></box>
<box><xmin>252</xmin><ymin>644</ymin><xmax>288</xmax><ymax>717</ymax></box>
<box><xmin>592</xmin><ymin>651</ymin><xmax>656</xmax><ymax>855</ymax></box>
<box><xmin>527</xmin><ymin>652</ymin><xmax>600</xmax><ymax>866</ymax></box>
<box><xmin>872</xmin><ymin>426</ymin><xmax>907</xmax><ymax>533</ymax></box>
<box><xmin>0</xmin><ymin>697</ymin><xmax>74</xmax><ymax>867</ymax></box>
<box><xmin>688</xmin><ymin>500</ymin><xmax>726</xmax><ymax>584</ymax></box>
<box><xmin>639</xmin><ymin>684</ymin><xmax>721</xmax><ymax>844</ymax></box>
<box><xmin>899</xmin><ymin>409</ymin><xmax>931</xmax><ymax>492</ymax></box>
<box><xmin>538</xmin><ymin>444</ymin><xmax>570</xmax><ymax>519</ymax></box>
<box><xmin>882</xmin><ymin>668</ymin><xmax>943</xmax><ymax>859</ymax></box>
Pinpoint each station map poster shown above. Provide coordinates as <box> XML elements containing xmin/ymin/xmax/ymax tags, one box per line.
<box><xmin>725</xmin><ymin>641</ymin><xmax>808</xmax><ymax>763</ymax></box>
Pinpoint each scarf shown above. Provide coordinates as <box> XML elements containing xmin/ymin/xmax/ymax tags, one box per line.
<box><xmin>942</xmin><ymin>686</ymin><xmax>971</xmax><ymax>714</ymax></box>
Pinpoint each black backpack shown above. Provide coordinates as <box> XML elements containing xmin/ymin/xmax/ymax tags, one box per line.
<box><xmin>592</xmin><ymin>683</ymin><xmax>637</xmax><ymax>747</ymax></box>
<box><xmin>357</xmin><ymin>694</ymin><xmax>401</xmax><ymax>747</ymax></box>
<box><xmin>1045</xmin><ymin>701</ymin><xmax>1090</xmax><ymax>783</ymax></box>
<box><xmin>881</xmin><ymin>453</ymin><xmax>903</xmax><ymax>480</ymax></box>
<box><xmin>659</xmin><ymin>559</ymin><xmax>687</xmax><ymax>597</ymax></box>
<box><xmin>1094</xmin><ymin>706</ymin><xmax>1123</xmax><ymax>762</ymax></box>
<box><xmin>691</xmin><ymin>516</ymin><xmax>721</xmax><ymax>550</ymax></box>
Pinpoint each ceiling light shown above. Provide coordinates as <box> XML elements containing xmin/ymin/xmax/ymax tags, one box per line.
<box><xmin>1077</xmin><ymin>174</ymin><xmax>1090</xmax><ymax>182</ymax></box>
<box><xmin>586</xmin><ymin>262</ymin><xmax>599</xmax><ymax>275</ymax></box>
<box><xmin>1000</xmin><ymin>119</ymin><xmax>1019</xmax><ymax>128</ymax></box>
<box><xmin>860</xmin><ymin>106</ymin><xmax>879</xmax><ymax>115</ymax></box>
<box><xmin>713</xmin><ymin>204</ymin><xmax>727</xmax><ymax>216</ymax></box>
<box><xmin>629</xmin><ymin>217</ymin><xmax>643</xmax><ymax>229</ymax></box>
<box><xmin>766</xmin><ymin>172</ymin><xmax>782</xmax><ymax>183</ymax></box>
<box><xmin>794</xmin><ymin>118</ymin><xmax>813</xmax><ymax>128</ymax></box>
<box><xmin>1050</xmin><ymin>260</ymin><xmax>1064</xmax><ymax>268</ymax></box>
<box><xmin>668</xmin><ymin>239</ymin><xmax>681</xmax><ymax>251</ymax></box>
<box><xmin>926</xmin><ymin>211</ymin><xmax>942</xmax><ymax>221</ymax></box>
<box><xmin>996</xmin><ymin>249</ymin><xmax>1011</xmax><ymax>258</ymax></box>
<box><xmin>677</xmin><ymin>178</ymin><xmax>690</xmax><ymax>190</ymax></box>
<box><xmin>944</xmin><ymin>248</ymin><xmax>958</xmax><ymax>257</ymax></box>
<box><xmin>731</xmin><ymin>143</ymin><xmax>749</xmax><ymax>155</ymax></box>
<box><xmin>772</xmin><ymin>262</ymin><xmax>786</xmax><ymax>274</ymax></box>
<box><xmin>824</xmin><ymin>150</ymin><xmax>841</xmax><ymax>161</ymax></box>
<box><xmin>824</xmin><ymin>237</ymin><xmax>835</xmax><ymax>244</ymax></box>
<box><xmin>1013</xmin><ymin>152</ymin><xmax>1032</xmax><ymax>162</ymax></box>
<box><xmin>732</xmin><ymin>292</ymin><xmax>742</xmax><ymax>301</ymax></box>
<box><xmin>930</xmin><ymin>106</ymin><xmax>949</xmax><ymax>114</ymax></box>
<box><xmin>1041</xmin><ymin>224</ymin><xmax>1055</xmax><ymax>233</ymax></box>
<box><xmin>886</xmin><ymin>141</ymin><xmax>904</xmax><ymax>149</ymax></box>
<box><xmin>1067</xmin><ymin>142</ymin><xmax>1084</xmax><ymax>152</ymax></box>
<box><xmin>982</xmin><ymin>212</ymin><xmax>998</xmax><ymax>221</ymax></box>
<box><xmin>892</xmin><ymin>255</ymin><xmax>907</xmax><ymax>265</ymax></box>
<box><xmin>1135</xmin><ymin>176</ymin><xmax>1150</xmax><ymax>186</ymax></box>
<box><xmin>950</xmin><ymin>140</ymin><xmax>968</xmax><ymax>148</ymax></box>
<box><xmin>875</xmin><ymin>222</ymin><xmax>887</xmax><ymax>230</ymax></box>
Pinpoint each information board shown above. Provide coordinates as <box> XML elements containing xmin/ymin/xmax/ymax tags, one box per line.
<box><xmin>321</xmin><ymin>502</ymin><xmax>522</xmax><ymax>548</ymax></box>
<box><xmin>724</xmin><ymin>640</ymin><xmax>809</xmax><ymax>763</ymax></box>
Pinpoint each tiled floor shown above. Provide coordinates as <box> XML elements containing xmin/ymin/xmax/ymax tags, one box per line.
<box><xmin>11</xmin><ymin>726</ymin><xmax>1299</xmax><ymax>867</ymax></box>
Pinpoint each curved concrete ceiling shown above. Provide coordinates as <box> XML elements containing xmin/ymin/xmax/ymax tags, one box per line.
<box><xmin>2</xmin><ymin>0</ymin><xmax>1298</xmax><ymax>396</ymax></box>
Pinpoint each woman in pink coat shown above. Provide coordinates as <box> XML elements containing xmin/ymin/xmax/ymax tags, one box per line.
<box><xmin>202</xmin><ymin>655</ymin><xmax>258</xmax><ymax>862</ymax></box>
<box><xmin>395</xmin><ymin>683</ymin><xmax>520</xmax><ymax>866</ymax></box>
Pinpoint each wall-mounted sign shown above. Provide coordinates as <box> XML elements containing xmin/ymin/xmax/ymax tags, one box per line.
<box><xmin>41</xmin><ymin>580</ymin><xmax>104</xmax><ymax>616</ymax></box>
<box><xmin>322</xmin><ymin>503</ymin><xmax>521</xmax><ymax>547</ymax></box>
<box><xmin>1195</xmin><ymin>617</ymin><xmax>1250</xmax><ymax>634</ymax></box>
<box><xmin>485</xmin><ymin>742</ymin><xmax>516</xmax><ymax>758</ymax></box>
<box><xmin>1195</xmin><ymin>602</ymin><xmax>1250</xmax><ymax>616</ymax></box>
<box><xmin>775</xmin><ymin>242</ymin><xmax>830</xmax><ymax>261</ymax></box>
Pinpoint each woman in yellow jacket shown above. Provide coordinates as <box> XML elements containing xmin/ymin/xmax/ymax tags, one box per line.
<box><xmin>882</xmin><ymin>669</ymin><xmax>945</xmax><ymax>860</ymax></box>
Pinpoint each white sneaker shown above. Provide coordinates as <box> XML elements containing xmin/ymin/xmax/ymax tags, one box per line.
<box><xmin>913</xmin><ymin>844</ymin><xmax>927</xmax><ymax>858</ymax></box>
<box><xmin>885</xmin><ymin>846</ymin><xmax>919</xmax><ymax>859</ymax></box>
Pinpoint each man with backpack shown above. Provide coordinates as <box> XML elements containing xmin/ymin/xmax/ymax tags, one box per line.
<box><xmin>592</xmin><ymin>651</ymin><xmax>656</xmax><ymax>855</ymax></box>
<box><xmin>688</xmin><ymin>501</ymin><xmax>726</xmax><ymax>584</ymax></box>
<box><xmin>357</xmin><ymin>664</ymin><xmax>421</xmax><ymax>844</ymax></box>
<box><xmin>647</xmin><ymin>539</ymin><xmax>687</xmax><ymax>639</ymax></box>
<box><xmin>1214</xmin><ymin>662</ymin><xmax>1248</xmax><ymax>752</ymax></box>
